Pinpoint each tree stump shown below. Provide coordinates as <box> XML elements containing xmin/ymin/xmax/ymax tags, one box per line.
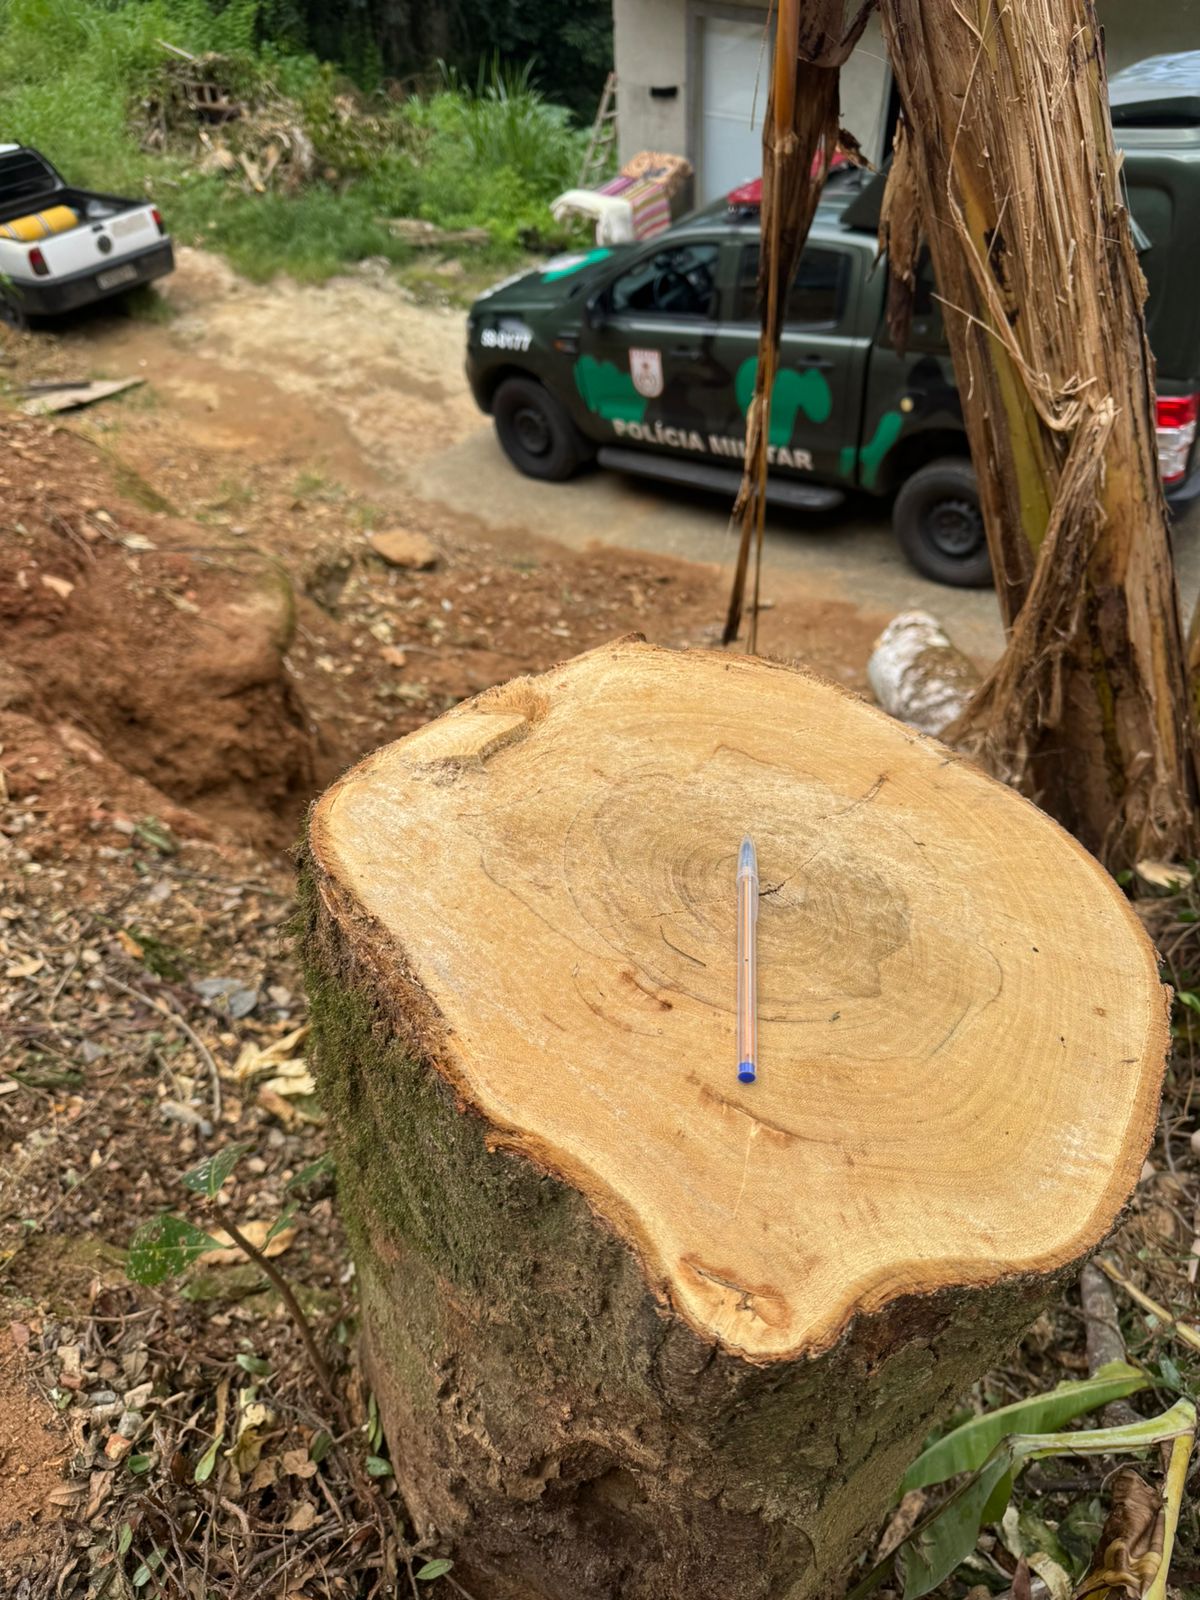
<box><xmin>302</xmin><ymin>639</ymin><xmax>1166</xmax><ymax>1600</ymax></box>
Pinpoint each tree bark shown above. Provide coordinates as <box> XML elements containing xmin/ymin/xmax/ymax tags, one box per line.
<box><xmin>875</xmin><ymin>0</ymin><xmax>1200</xmax><ymax>870</ymax></box>
<box><xmin>303</xmin><ymin>639</ymin><xmax>1166</xmax><ymax>1600</ymax></box>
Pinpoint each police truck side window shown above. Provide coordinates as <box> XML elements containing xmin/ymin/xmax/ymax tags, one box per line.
<box><xmin>609</xmin><ymin>243</ymin><xmax>719</xmax><ymax>318</ymax></box>
<box><xmin>734</xmin><ymin>246</ymin><xmax>849</xmax><ymax>327</ymax></box>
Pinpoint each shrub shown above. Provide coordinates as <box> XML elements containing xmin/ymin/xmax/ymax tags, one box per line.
<box><xmin>0</xmin><ymin>5</ymin><xmax>589</xmax><ymax>279</ymax></box>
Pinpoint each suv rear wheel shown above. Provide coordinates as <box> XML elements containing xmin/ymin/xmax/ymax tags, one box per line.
<box><xmin>893</xmin><ymin>458</ymin><xmax>992</xmax><ymax>588</ymax></box>
<box><xmin>493</xmin><ymin>376</ymin><xmax>590</xmax><ymax>482</ymax></box>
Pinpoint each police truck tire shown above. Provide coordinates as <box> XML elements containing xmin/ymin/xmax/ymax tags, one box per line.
<box><xmin>893</xmin><ymin>458</ymin><xmax>992</xmax><ymax>588</ymax></box>
<box><xmin>493</xmin><ymin>376</ymin><xmax>588</xmax><ymax>482</ymax></box>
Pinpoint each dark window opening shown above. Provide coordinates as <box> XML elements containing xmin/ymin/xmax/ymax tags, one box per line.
<box><xmin>0</xmin><ymin>150</ymin><xmax>60</xmax><ymax>210</ymax></box>
<box><xmin>609</xmin><ymin>242</ymin><xmax>720</xmax><ymax>319</ymax></box>
<box><xmin>734</xmin><ymin>245</ymin><xmax>851</xmax><ymax>327</ymax></box>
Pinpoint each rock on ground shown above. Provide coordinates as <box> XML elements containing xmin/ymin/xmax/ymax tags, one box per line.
<box><xmin>368</xmin><ymin>528</ymin><xmax>440</xmax><ymax>570</ymax></box>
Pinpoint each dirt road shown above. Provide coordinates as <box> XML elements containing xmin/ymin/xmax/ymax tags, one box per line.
<box><xmin>15</xmin><ymin>250</ymin><xmax>1030</xmax><ymax>667</ymax></box>
<box><xmin>35</xmin><ymin>243</ymin><xmax>1200</xmax><ymax>667</ymax></box>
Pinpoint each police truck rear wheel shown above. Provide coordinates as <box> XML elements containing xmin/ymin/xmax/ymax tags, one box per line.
<box><xmin>893</xmin><ymin>459</ymin><xmax>992</xmax><ymax>588</ymax></box>
<box><xmin>493</xmin><ymin>377</ymin><xmax>587</xmax><ymax>482</ymax></box>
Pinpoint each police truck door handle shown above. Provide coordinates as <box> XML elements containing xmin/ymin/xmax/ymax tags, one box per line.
<box><xmin>800</xmin><ymin>354</ymin><xmax>834</xmax><ymax>370</ymax></box>
<box><xmin>669</xmin><ymin>347</ymin><xmax>704</xmax><ymax>361</ymax></box>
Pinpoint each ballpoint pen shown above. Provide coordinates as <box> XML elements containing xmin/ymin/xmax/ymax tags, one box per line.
<box><xmin>737</xmin><ymin>835</ymin><xmax>758</xmax><ymax>1084</ymax></box>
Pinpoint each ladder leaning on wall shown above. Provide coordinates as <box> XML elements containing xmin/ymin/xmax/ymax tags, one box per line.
<box><xmin>577</xmin><ymin>72</ymin><xmax>618</xmax><ymax>188</ymax></box>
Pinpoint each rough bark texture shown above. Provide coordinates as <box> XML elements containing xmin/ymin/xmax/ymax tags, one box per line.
<box><xmin>301</xmin><ymin>641</ymin><xmax>1168</xmax><ymax>1600</ymax></box>
<box><xmin>302</xmin><ymin>870</ymin><xmax>1069</xmax><ymax>1600</ymax></box>
<box><xmin>875</xmin><ymin>0</ymin><xmax>1200</xmax><ymax>870</ymax></box>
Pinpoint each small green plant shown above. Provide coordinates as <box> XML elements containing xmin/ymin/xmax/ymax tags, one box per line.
<box><xmin>853</xmin><ymin>1362</ymin><xmax>1196</xmax><ymax>1599</ymax></box>
<box><xmin>127</xmin><ymin>1144</ymin><xmax>338</xmax><ymax>1405</ymax></box>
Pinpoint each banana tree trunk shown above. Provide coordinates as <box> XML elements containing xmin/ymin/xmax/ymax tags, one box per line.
<box><xmin>874</xmin><ymin>0</ymin><xmax>1199</xmax><ymax>869</ymax></box>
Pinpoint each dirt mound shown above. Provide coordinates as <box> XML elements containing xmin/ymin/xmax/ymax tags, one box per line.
<box><xmin>0</xmin><ymin>417</ymin><xmax>314</xmax><ymax>848</ymax></box>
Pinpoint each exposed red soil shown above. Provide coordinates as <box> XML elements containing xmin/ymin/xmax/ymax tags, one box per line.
<box><xmin>0</xmin><ymin>413</ymin><xmax>882</xmax><ymax>857</ymax></box>
<box><xmin>0</xmin><ymin>1348</ymin><xmax>72</xmax><ymax>1578</ymax></box>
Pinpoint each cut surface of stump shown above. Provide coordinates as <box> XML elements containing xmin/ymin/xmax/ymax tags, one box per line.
<box><xmin>305</xmin><ymin>638</ymin><xmax>1166</xmax><ymax>1599</ymax></box>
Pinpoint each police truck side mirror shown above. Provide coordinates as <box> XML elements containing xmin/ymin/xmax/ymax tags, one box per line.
<box><xmin>585</xmin><ymin>291</ymin><xmax>608</xmax><ymax>331</ymax></box>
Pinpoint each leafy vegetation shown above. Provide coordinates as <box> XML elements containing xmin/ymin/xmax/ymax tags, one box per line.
<box><xmin>851</xmin><ymin>1370</ymin><xmax>1195</xmax><ymax>1600</ymax></box>
<box><xmin>232</xmin><ymin>0</ymin><xmax>613</xmax><ymax>115</ymax></box>
<box><xmin>0</xmin><ymin>0</ymin><xmax>595</xmax><ymax>283</ymax></box>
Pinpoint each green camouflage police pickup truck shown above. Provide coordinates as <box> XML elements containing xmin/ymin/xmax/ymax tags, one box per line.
<box><xmin>465</xmin><ymin>52</ymin><xmax>1200</xmax><ymax>588</ymax></box>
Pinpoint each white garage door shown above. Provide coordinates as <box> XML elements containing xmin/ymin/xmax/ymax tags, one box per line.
<box><xmin>696</xmin><ymin>11</ymin><xmax>768</xmax><ymax>203</ymax></box>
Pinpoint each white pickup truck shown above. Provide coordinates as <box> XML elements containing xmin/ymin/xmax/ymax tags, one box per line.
<box><xmin>0</xmin><ymin>144</ymin><xmax>174</xmax><ymax>324</ymax></box>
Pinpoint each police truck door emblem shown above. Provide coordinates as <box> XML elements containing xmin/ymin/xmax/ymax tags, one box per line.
<box><xmin>630</xmin><ymin>348</ymin><xmax>664</xmax><ymax>398</ymax></box>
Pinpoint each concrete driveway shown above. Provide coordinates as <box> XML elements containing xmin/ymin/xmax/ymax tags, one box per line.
<box><xmin>404</xmin><ymin>426</ymin><xmax>1200</xmax><ymax>666</ymax></box>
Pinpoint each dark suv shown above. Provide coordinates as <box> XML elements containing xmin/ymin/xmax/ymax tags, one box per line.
<box><xmin>465</xmin><ymin>53</ymin><xmax>1200</xmax><ymax>587</ymax></box>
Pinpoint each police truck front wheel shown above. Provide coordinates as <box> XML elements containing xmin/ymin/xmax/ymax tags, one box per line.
<box><xmin>493</xmin><ymin>377</ymin><xmax>590</xmax><ymax>482</ymax></box>
<box><xmin>893</xmin><ymin>458</ymin><xmax>992</xmax><ymax>588</ymax></box>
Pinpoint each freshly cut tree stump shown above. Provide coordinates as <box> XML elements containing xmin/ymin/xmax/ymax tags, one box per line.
<box><xmin>303</xmin><ymin>638</ymin><xmax>1166</xmax><ymax>1600</ymax></box>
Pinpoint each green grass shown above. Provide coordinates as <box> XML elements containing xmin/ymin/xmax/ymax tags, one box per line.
<box><xmin>0</xmin><ymin>3</ymin><xmax>593</xmax><ymax>285</ymax></box>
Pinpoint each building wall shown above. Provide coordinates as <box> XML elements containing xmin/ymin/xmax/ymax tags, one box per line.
<box><xmin>613</xmin><ymin>0</ymin><xmax>1197</xmax><ymax>192</ymax></box>
<box><xmin>613</xmin><ymin>0</ymin><xmax>691</xmax><ymax>163</ymax></box>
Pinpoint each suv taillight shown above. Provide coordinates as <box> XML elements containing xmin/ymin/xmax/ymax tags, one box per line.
<box><xmin>28</xmin><ymin>246</ymin><xmax>48</xmax><ymax>277</ymax></box>
<box><xmin>151</xmin><ymin>207</ymin><xmax>164</xmax><ymax>235</ymax></box>
<box><xmin>1156</xmin><ymin>393</ymin><xmax>1199</xmax><ymax>484</ymax></box>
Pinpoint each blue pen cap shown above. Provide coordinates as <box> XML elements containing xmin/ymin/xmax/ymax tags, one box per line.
<box><xmin>737</xmin><ymin>835</ymin><xmax>757</xmax><ymax>880</ymax></box>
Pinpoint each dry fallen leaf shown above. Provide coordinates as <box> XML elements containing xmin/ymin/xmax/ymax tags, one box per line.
<box><xmin>197</xmin><ymin>1221</ymin><xmax>297</xmax><ymax>1266</ymax></box>
<box><xmin>40</xmin><ymin>573</ymin><xmax>75</xmax><ymax>600</ymax></box>
<box><xmin>1075</xmin><ymin>1466</ymin><xmax>1163</xmax><ymax>1599</ymax></box>
<box><xmin>248</xmin><ymin>1454</ymin><xmax>279</xmax><ymax>1493</ymax></box>
<box><xmin>282</xmin><ymin>1447</ymin><xmax>317</xmax><ymax>1479</ymax></box>
<box><xmin>262</xmin><ymin>1063</ymin><xmax>317</xmax><ymax>1098</ymax></box>
<box><xmin>1136</xmin><ymin>859</ymin><xmax>1193</xmax><ymax>890</ymax></box>
<box><xmin>116</xmin><ymin>929</ymin><xmax>144</xmax><ymax>961</ymax></box>
<box><xmin>47</xmin><ymin>1483</ymin><xmax>87</xmax><ymax>1507</ymax></box>
<box><xmin>257</xmin><ymin>1086</ymin><xmax>299</xmax><ymax>1126</ymax></box>
<box><xmin>227</xmin><ymin>1399</ymin><xmax>274</xmax><ymax>1474</ymax></box>
<box><xmin>226</xmin><ymin>1024</ymin><xmax>309</xmax><ymax>1084</ymax></box>
<box><xmin>5</xmin><ymin>955</ymin><xmax>45</xmax><ymax>979</ymax></box>
<box><xmin>285</xmin><ymin>1500</ymin><xmax>318</xmax><ymax>1532</ymax></box>
<box><xmin>84</xmin><ymin>1468</ymin><xmax>114</xmax><ymax>1520</ymax></box>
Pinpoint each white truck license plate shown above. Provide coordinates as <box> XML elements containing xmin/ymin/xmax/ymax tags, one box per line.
<box><xmin>97</xmin><ymin>263</ymin><xmax>138</xmax><ymax>290</ymax></box>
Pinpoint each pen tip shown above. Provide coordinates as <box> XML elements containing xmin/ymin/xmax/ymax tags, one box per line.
<box><xmin>738</xmin><ymin>835</ymin><xmax>757</xmax><ymax>875</ymax></box>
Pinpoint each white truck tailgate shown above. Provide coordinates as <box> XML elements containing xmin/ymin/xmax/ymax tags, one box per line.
<box><xmin>36</xmin><ymin>205</ymin><xmax>160</xmax><ymax>278</ymax></box>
